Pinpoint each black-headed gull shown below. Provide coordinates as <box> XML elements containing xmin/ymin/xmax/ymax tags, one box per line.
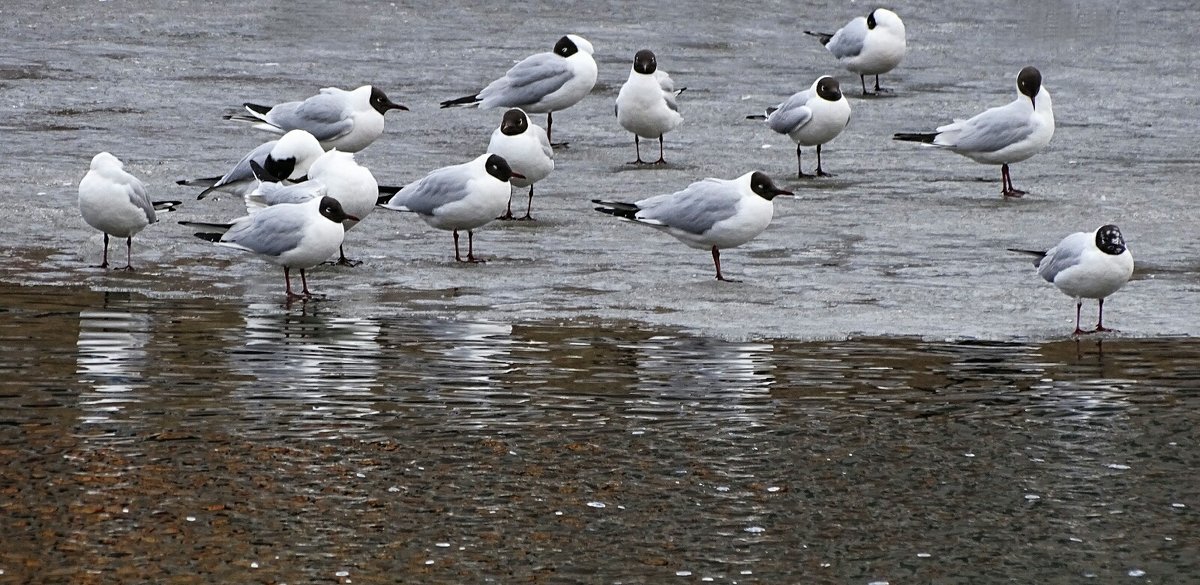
<box><xmin>894</xmin><ymin>66</ymin><xmax>1055</xmax><ymax>197</ymax></box>
<box><xmin>246</xmin><ymin>149</ymin><xmax>379</xmax><ymax>266</ymax></box>
<box><xmin>440</xmin><ymin>35</ymin><xmax>597</xmax><ymax>145</ymax></box>
<box><xmin>615</xmin><ymin>49</ymin><xmax>684</xmax><ymax>165</ymax></box>
<box><xmin>754</xmin><ymin>75</ymin><xmax>851</xmax><ymax>178</ymax></box>
<box><xmin>592</xmin><ymin>171</ymin><xmax>793</xmax><ymax>282</ymax></box>
<box><xmin>1010</xmin><ymin>224</ymin><xmax>1134</xmax><ymax>335</ymax></box>
<box><xmin>78</xmin><ymin>152</ymin><xmax>179</xmax><ymax>270</ymax></box>
<box><xmin>178</xmin><ymin>129</ymin><xmax>324</xmax><ymax>200</ymax></box>
<box><xmin>226</xmin><ymin>85</ymin><xmax>407</xmax><ymax>153</ymax></box>
<box><xmin>378</xmin><ymin>154</ymin><xmax>524</xmax><ymax>263</ymax></box>
<box><xmin>805</xmin><ymin>8</ymin><xmax>906</xmax><ymax>95</ymax></box>
<box><xmin>183</xmin><ymin>196</ymin><xmax>358</xmax><ymax>299</ymax></box>
<box><xmin>487</xmin><ymin>108</ymin><xmax>554</xmax><ymax>221</ymax></box>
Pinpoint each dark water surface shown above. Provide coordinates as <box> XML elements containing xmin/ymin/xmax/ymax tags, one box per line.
<box><xmin>2</xmin><ymin>284</ymin><xmax>1197</xmax><ymax>583</ymax></box>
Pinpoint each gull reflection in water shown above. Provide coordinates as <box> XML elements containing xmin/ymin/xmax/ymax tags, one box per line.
<box><xmin>385</xmin><ymin>320</ymin><xmax>519</xmax><ymax>431</ymax></box>
<box><xmin>228</xmin><ymin>303</ymin><xmax>383</xmax><ymax>437</ymax></box>
<box><xmin>76</xmin><ymin>308</ymin><xmax>153</xmax><ymax>424</ymax></box>
<box><xmin>628</xmin><ymin>336</ymin><xmax>778</xmax><ymax>430</ymax></box>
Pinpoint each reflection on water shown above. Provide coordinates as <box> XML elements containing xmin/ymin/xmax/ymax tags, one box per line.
<box><xmin>1</xmin><ymin>284</ymin><xmax>1197</xmax><ymax>583</ymax></box>
<box><xmin>76</xmin><ymin>309</ymin><xmax>153</xmax><ymax>424</ymax></box>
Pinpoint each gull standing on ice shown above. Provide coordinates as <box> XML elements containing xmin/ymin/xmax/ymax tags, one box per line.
<box><xmin>805</xmin><ymin>8</ymin><xmax>907</xmax><ymax>95</ymax></box>
<box><xmin>183</xmin><ymin>196</ymin><xmax>358</xmax><ymax>299</ymax></box>
<box><xmin>592</xmin><ymin>171</ymin><xmax>793</xmax><ymax>282</ymax></box>
<box><xmin>226</xmin><ymin>85</ymin><xmax>408</xmax><ymax>153</ymax></box>
<box><xmin>178</xmin><ymin>129</ymin><xmax>324</xmax><ymax>200</ymax></box>
<box><xmin>1009</xmin><ymin>225</ymin><xmax>1134</xmax><ymax>335</ymax></box>
<box><xmin>615</xmin><ymin>49</ymin><xmax>684</xmax><ymax>165</ymax></box>
<box><xmin>440</xmin><ymin>35</ymin><xmax>597</xmax><ymax>145</ymax></box>
<box><xmin>753</xmin><ymin>75</ymin><xmax>851</xmax><ymax>178</ymax></box>
<box><xmin>377</xmin><ymin>154</ymin><xmax>524</xmax><ymax>263</ymax></box>
<box><xmin>78</xmin><ymin>152</ymin><xmax>180</xmax><ymax>270</ymax></box>
<box><xmin>246</xmin><ymin>149</ymin><xmax>380</xmax><ymax>266</ymax></box>
<box><xmin>487</xmin><ymin>108</ymin><xmax>554</xmax><ymax>221</ymax></box>
<box><xmin>894</xmin><ymin>66</ymin><xmax>1055</xmax><ymax>197</ymax></box>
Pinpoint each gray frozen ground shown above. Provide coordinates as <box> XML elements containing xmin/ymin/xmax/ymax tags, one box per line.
<box><xmin>1</xmin><ymin>0</ymin><xmax>1198</xmax><ymax>341</ymax></box>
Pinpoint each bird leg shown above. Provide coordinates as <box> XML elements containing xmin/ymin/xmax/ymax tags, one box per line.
<box><xmin>654</xmin><ymin>134</ymin><xmax>667</xmax><ymax>165</ymax></box>
<box><xmin>299</xmin><ymin>269</ymin><xmax>313</xmax><ymax>297</ymax></box>
<box><xmin>712</xmin><ymin>246</ymin><xmax>740</xmax><ymax>282</ymax></box>
<box><xmin>815</xmin><ymin>144</ymin><xmax>833</xmax><ymax>177</ymax></box>
<box><xmin>519</xmin><ymin>185</ymin><xmax>536</xmax><ymax>221</ymax></box>
<box><xmin>119</xmin><ymin>236</ymin><xmax>136</xmax><ymax>271</ymax></box>
<box><xmin>546</xmin><ymin>112</ymin><xmax>568</xmax><ymax>148</ymax></box>
<box><xmin>795</xmin><ymin>145</ymin><xmax>810</xmax><ymax>179</ymax></box>
<box><xmin>1093</xmin><ymin>298</ymin><xmax>1117</xmax><ymax>332</ymax></box>
<box><xmin>1001</xmin><ymin>164</ymin><xmax>1027</xmax><ymax>198</ymax></box>
<box><xmin>465</xmin><ymin>230</ymin><xmax>485</xmax><ymax>263</ymax></box>
<box><xmin>332</xmin><ymin>244</ymin><xmax>363</xmax><ymax>267</ymax></box>
<box><xmin>1072</xmin><ymin>299</ymin><xmax>1089</xmax><ymax>336</ymax></box>
<box><xmin>860</xmin><ymin>74</ymin><xmax>871</xmax><ymax>96</ymax></box>
<box><xmin>95</xmin><ymin>233</ymin><xmax>110</xmax><ymax>269</ymax></box>
<box><xmin>873</xmin><ymin>75</ymin><xmax>893</xmax><ymax>94</ymax></box>
<box><xmin>628</xmin><ymin>135</ymin><xmax>645</xmax><ymax>165</ymax></box>
<box><xmin>453</xmin><ymin>230</ymin><xmax>464</xmax><ymax>262</ymax></box>
<box><xmin>283</xmin><ymin>267</ymin><xmax>304</xmax><ymax>300</ymax></box>
<box><xmin>496</xmin><ymin>192</ymin><xmax>516</xmax><ymax>220</ymax></box>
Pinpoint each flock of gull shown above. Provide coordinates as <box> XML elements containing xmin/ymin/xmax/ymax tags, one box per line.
<box><xmin>74</xmin><ymin>9</ymin><xmax>1133</xmax><ymax>335</ymax></box>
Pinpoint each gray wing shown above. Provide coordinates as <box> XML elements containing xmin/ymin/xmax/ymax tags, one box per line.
<box><xmin>765</xmin><ymin>90</ymin><xmax>815</xmax><ymax>134</ymax></box>
<box><xmin>217</xmin><ymin>140</ymin><xmax>277</xmax><ymax>187</ymax></box>
<box><xmin>1036</xmin><ymin>232</ymin><xmax>1090</xmax><ymax>283</ymax></box>
<box><xmin>940</xmin><ymin>102</ymin><xmax>1037</xmax><ymax>153</ymax></box>
<box><xmin>253</xmin><ymin>181</ymin><xmax>326</xmax><ymax>206</ymax></box>
<box><xmin>662</xmin><ymin>73</ymin><xmax>681</xmax><ymax>113</ymax></box>
<box><xmin>637</xmin><ymin>179</ymin><xmax>739</xmax><ymax>235</ymax></box>
<box><xmin>479</xmin><ymin>53</ymin><xmax>573</xmax><ymax>107</ymax></box>
<box><xmin>220</xmin><ymin>206</ymin><xmax>306</xmax><ymax>257</ymax></box>
<box><xmin>825</xmin><ymin>17</ymin><xmax>868</xmax><ymax>59</ymax></box>
<box><xmin>127</xmin><ymin>174</ymin><xmax>157</xmax><ymax>223</ymax></box>
<box><xmin>267</xmin><ymin>94</ymin><xmax>353</xmax><ymax>142</ymax></box>
<box><xmin>391</xmin><ymin>166</ymin><xmax>471</xmax><ymax>215</ymax></box>
<box><xmin>536</xmin><ymin>126</ymin><xmax>554</xmax><ymax>159</ymax></box>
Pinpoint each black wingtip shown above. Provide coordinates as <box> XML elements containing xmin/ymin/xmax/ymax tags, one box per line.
<box><xmin>804</xmin><ymin>30</ymin><xmax>833</xmax><ymax>45</ymax></box>
<box><xmin>439</xmin><ymin>94</ymin><xmax>481</xmax><ymax>109</ymax></box>
<box><xmin>376</xmin><ymin>193</ymin><xmax>396</xmax><ymax>206</ymax></box>
<box><xmin>152</xmin><ymin>200</ymin><xmax>183</xmax><ymax>212</ymax></box>
<box><xmin>377</xmin><ymin>184</ymin><xmax>403</xmax><ymax>196</ymax></box>
<box><xmin>593</xmin><ymin>200</ymin><xmax>640</xmax><ymax>220</ymax></box>
<box><xmin>249</xmin><ymin>160</ymin><xmax>283</xmax><ymax>183</ymax></box>
<box><xmin>193</xmin><ymin>232</ymin><xmax>223</xmax><ymax>243</ymax></box>
<box><xmin>1007</xmin><ymin>248</ymin><xmax>1047</xmax><ymax>266</ymax></box>
<box><xmin>893</xmin><ymin>132</ymin><xmax>938</xmax><ymax>143</ymax></box>
<box><xmin>244</xmin><ymin>102</ymin><xmax>272</xmax><ymax>115</ymax></box>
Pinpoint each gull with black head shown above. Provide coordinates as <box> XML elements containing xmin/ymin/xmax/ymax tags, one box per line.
<box><xmin>806</xmin><ymin>8</ymin><xmax>907</xmax><ymax>95</ymax></box>
<box><xmin>1009</xmin><ymin>224</ymin><xmax>1134</xmax><ymax>335</ymax></box>
<box><xmin>440</xmin><ymin>35</ymin><xmax>597</xmax><ymax>145</ymax></box>
<box><xmin>487</xmin><ymin>108</ymin><xmax>554</xmax><ymax>221</ymax></box>
<box><xmin>593</xmin><ymin>171</ymin><xmax>793</xmax><ymax>282</ymax></box>
<box><xmin>226</xmin><ymin>85</ymin><xmax>408</xmax><ymax>153</ymax></box>
<box><xmin>894</xmin><ymin>66</ymin><xmax>1054</xmax><ymax>197</ymax></box>
<box><xmin>378</xmin><ymin>154</ymin><xmax>524</xmax><ymax>263</ymax></box>
<box><xmin>615</xmin><ymin>49</ymin><xmax>684</xmax><ymax>165</ymax></box>
<box><xmin>752</xmin><ymin>75</ymin><xmax>851</xmax><ymax>178</ymax></box>
<box><xmin>182</xmin><ymin>196</ymin><xmax>358</xmax><ymax>300</ymax></box>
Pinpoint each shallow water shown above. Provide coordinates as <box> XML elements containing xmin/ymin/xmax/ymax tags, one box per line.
<box><xmin>2</xmin><ymin>0</ymin><xmax>1199</xmax><ymax>582</ymax></box>
<box><xmin>2</xmin><ymin>284</ymin><xmax>1199</xmax><ymax>583</ymax></box>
